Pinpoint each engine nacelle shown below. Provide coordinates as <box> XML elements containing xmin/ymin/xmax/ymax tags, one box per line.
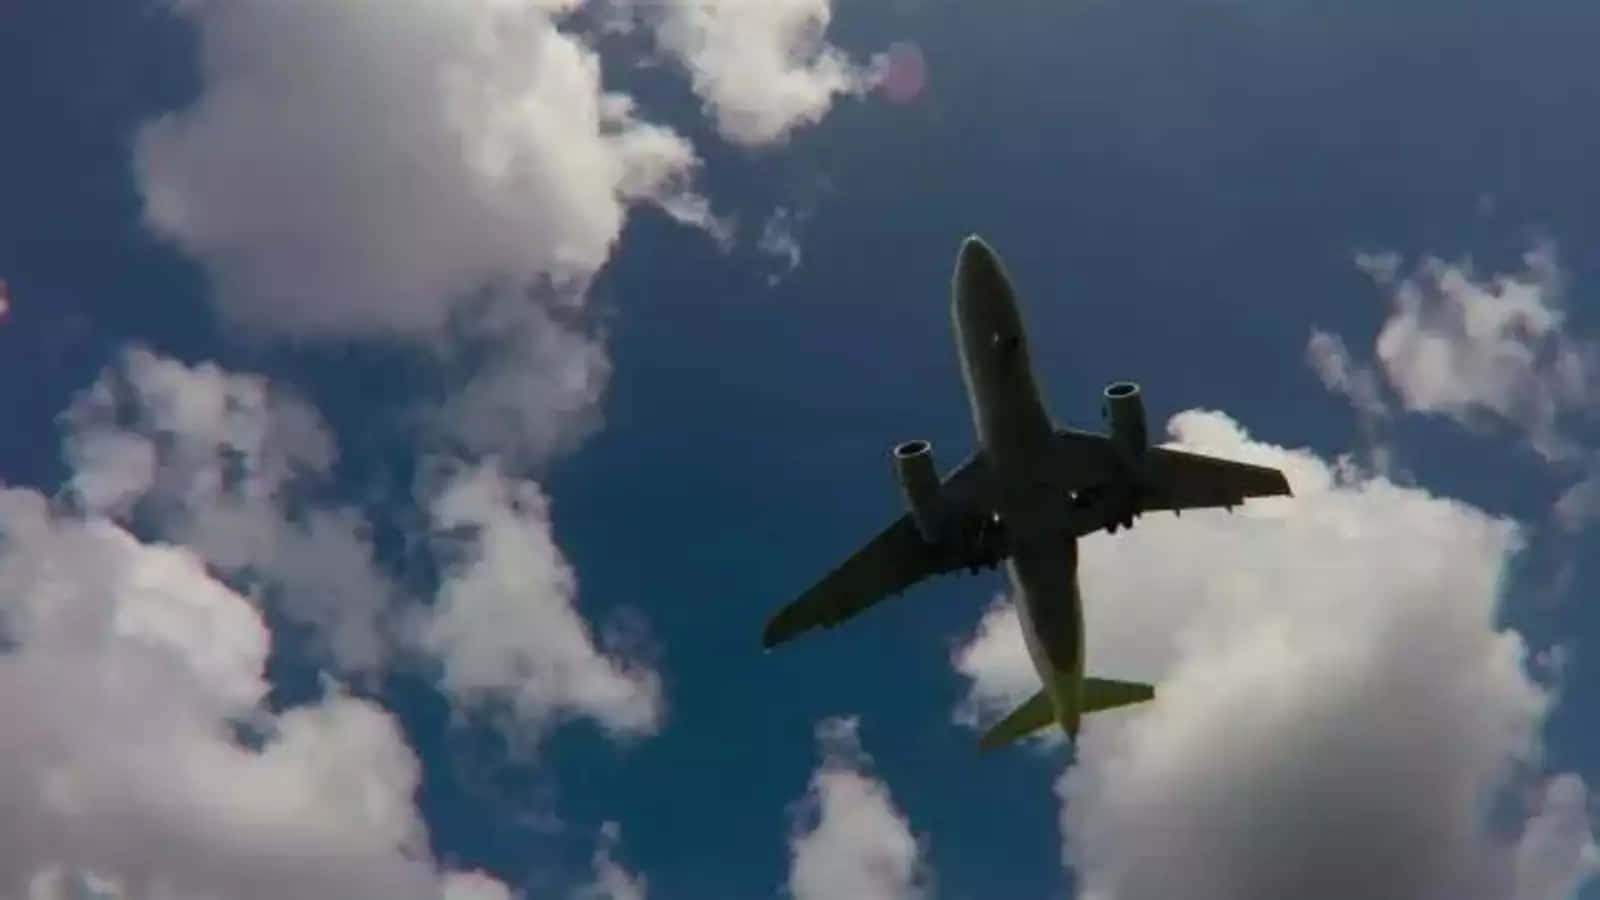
<box><xmin>1100</xmin><ymin>381</ymin><xmax>1148</xmax><ymax>467</ymax></box>
<box><xmin>893</xmin><ymin>439</ymin><xmax>945</xmax><ymax>543</ymax></box>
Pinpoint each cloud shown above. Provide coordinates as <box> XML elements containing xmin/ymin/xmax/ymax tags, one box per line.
<box><xmin>785</xmin><ymin>717</ymin><xmax>930</xmax><ymax>900</ymax></box>
<box><xmin>440</xmin><ymin>871</ymin><xmax>516</xmax><ymax>900</ymax></box>
<box><xmin>60</xmin><ymin>348</ymin><xmax>663</xmax><ymax>748</ymax></box>
<box><xmin>570</xmin><ymin>822</ymin><xmax>648</xmax><ymax>900</ymax></box>
<box><xmin>1306</xmin><ymin>328</ymin><xmax>1391</xmax><ymax>423</ymax></box>
<box><xmin>1316</xmin><ymin>245</ymin><xmax>1600</xmax><ymax>528</ymax></box>
<box><xmin>62</xmin><ymin>347</ymin><xmax>394</xmax><ymax>674</ymax></box>
<box><xmin>629</xmin><ymin>0</ymin><xmax>870</xmax><ymax>147</ymax></box>
<box><xmin>758</xmin><ymin>206</ymin><xmax>805</xmax><ymax>286</ymax></box>
<box><xmin>951</xmin><ymin>410</ymin><xmax>1597</xmax><ymax>900</ymax></box>
<box><xmin>1553</xmin><ymin>469</ymin><xmax>1600</xmax><ymax>532</ymax></box>
<box><xmin>0</xmin><ymin>484</ymin><xmax>512</xmax><ymax>900</ymax></box>
<box><xmin>950</xmin><ymin>592</ymin><xmax>1051</xmax><ymax>737</ymax></box>
<box><xmin>431</xmin><ymin>297</ymin><xmax>613</xmax><ymax>468</ymax></box>
<box><xmin>1513</xmin><ymin>775</ymin><xmax>1600</xmax><ymax>900</ymax></box>
<box><xmin>1358</xmin><ymin>245</ymin><xmax>1600</xmax><ymax>461</ymax></box>
<box><xmin>135</xmin><ymin>0</ymin><xmax>714</xmax><ymax>343</ymax></box>
<box><xmin>1304</xmin><ymin>328</ymin><xmax>1394</xmax><ymax>474</ymax></box>
<box><xmin>415</xmin><ymin>459</ymin><xmax>663</xmax><ymax>743</ymax></box>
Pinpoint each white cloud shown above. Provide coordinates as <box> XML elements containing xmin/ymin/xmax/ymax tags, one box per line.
<box><xmin>130</xmin><ymin>0</ymin><xmax>748</xmax><ymax>470</ymax></box>
<box><xmin>433</xmin><ymin>297</ymin><xmax>613</xmax><ymax>467</ymax></box>
<box><xmin>1318</xmin><ymin>245</ymin><xmax>1600</xmax><ymax>527</ymax></box>
<box><xmin>1359</xmin><ymin>245</ymin><xmax>1600</xmax><ymax>461</ymax></box>
<box><xmin>570</xmin><ymin>822</ymin><xmax>647</xmax><ymax>900</ymax></box>
<box><xmin>952</xmin><ymin>410</ymin><xmax>1598</xmax><ymax>900</ymax></box>
<box><xmin>950</xmin><ymin>593</ymin><xmax>1045</xmax><ymax>728</ymax></box>
<box><xmin>1304</xmin><ymin>328</ymin><xmax>1395</xmax><ymax>475</ymax></box>
<box><xmin>62</xmin><ymin>348</ymin><xmax>394</xmax><ymax>674</ymax></box>
<box><xmin>63</xmin><ymin>349</ymin><xmax>665</xmax><ymax>744</ymax></box>
<box><xmin>1553</xmin><ymin>469</ymin><xmax>1600</xmax><ymax>531</ymax></box>
<box><xmin>135</xmin><ymin>0</ymin><xmax>713</xmax><ymax>343</ymax></box>
<box><xmin>758</xmin><ymin>206</ymin><xmax>804</xmax><ymax>286</ymax></box>
<box><xmin>632</xmin><ymin>0</ymin><xmax>870</xmax><ymax>147</ymax></box>
<box><xmin>1306</xmin><ymin>327</ymin><xmax>1391</xmax><ymax>422</ymax></box>
<box><xmin>0</xmin><ymin>485</ymin><xmax>512</xmax><ymax>900</ymax></box>
<box><xmin>416</xmin><ymin>459</ymin><xmax>663</xmax><ymax>742</ymax></box>
<box><xmin>440</xmin><ymin>871</ymin><xmax>515</xmax><ymax>900</ymax></box>
<box><xmin>785</xmin><ymin>717</ymin><xmax>929</xmax><ymax>900</ymax></box>
<box><xmin>1513</xmin><ymin>774</ymin><xmax>1600</xmax><ymax>900</ymax></box>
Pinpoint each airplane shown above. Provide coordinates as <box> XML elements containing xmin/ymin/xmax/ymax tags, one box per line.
<box><xmin>761</xmin><ymin>235</ymin><xmax>1293</xmax><ymax>751</ymax></box>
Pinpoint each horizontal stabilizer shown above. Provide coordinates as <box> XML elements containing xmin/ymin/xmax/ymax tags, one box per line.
<box><xmin>978</xmin><ymin>689</ymin><xmax>1055</xmax><ymax>752</ymax></box>
<box><xmin>1083</xmin><ymin>676</ymin><xmax>1155</xmax><ymax>713</ymax></box>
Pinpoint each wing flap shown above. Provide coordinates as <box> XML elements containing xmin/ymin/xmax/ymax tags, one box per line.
<box><xmin>977</xmin><ymin>689</ymin><xmax>1055</xmax><ymax>751</ymax></box>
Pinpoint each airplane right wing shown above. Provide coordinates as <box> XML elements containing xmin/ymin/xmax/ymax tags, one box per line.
<box><xmin>1139</xmin><ymin>446</ymin><xmax>1293</xmax><ymax>512</ymax></box>
<box><xmin>762</xmin><ymin>453</ymin><xmax>993</xmax><ymax>650</ymax></box>
<box><xmin>1052</xmin><ymin>428</ymin><xmax>1292</xmax><ymax>534</ymax></box>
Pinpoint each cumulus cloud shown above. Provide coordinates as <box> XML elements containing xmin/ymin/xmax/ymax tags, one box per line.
<box><xmin>0</xmin><ymin>484</ymin><xmax>512</xmax><ymax>900</ymax></box>
<box><xmin>1513</xmin><ymin>774</ymin><xmax>1600</xmax><ymax>900</ymax></box>
<box><xmin>135</xmin><ymin>0</ymin><xmax>714</xmax><ymax>342</ymax></box>
<box><xmin>952</xmin><ymin>410</ymin><xmax>1597</xmax><ymax>900</ymax></box>
<box><xmin>1358</xmin><ymin>245</ymin><xmax>1600</xmax><ymax>460</ymax></box>
<box><xmin>1316</xmin><ymin>245</ymin><xmax>1600</xmax><ymax>527</ymax></box>
<box><xmin>62</xmin><ymin>347</ymin><xmax>394</xmax><ymax>674</ymax></box>
<box><xmin>785</xmin><ymin>717</ymin><xmax>930</xmax><ymax>900</ymax></box>
<box><xmin>60</xmin><ymin>349</ymin><xmax>664</xmax><ymax>749</ymax></box>
<box><xmin>950</xmin><ymin>593</ymin><xmax>1048</xmax><ymax>733</ymax></box>
<box><xmin>627</xmin><ymin>0</ymin><xmax>870</xmax><ymax>146</ymax></box>
<box><xmin>416</xmin><ymin>459</ymin><xmax>663</xmax><ymax>742</ymax></box>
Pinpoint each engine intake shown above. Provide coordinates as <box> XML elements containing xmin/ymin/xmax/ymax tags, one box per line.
<box><xmin>893</xmin><ymin>439</ymin><xmax>945</xmax><ymax>543</ymax></box>
<box><xmin>1101</xmin><ymin>381</ymin><xmax>1148</xmax><ymax>467</ymax></box>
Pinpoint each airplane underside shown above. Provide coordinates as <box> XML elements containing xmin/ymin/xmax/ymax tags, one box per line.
<box><xmin>760</xmin><ymin>234</ymin><xmax>1294</xmax><ymax>752</ymax></box>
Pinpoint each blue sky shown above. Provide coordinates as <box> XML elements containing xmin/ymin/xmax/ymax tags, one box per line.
<box><xmin>2</xmin><ymin>1</ymin><xmax>1598</xmax><ymax>898</ymax></box>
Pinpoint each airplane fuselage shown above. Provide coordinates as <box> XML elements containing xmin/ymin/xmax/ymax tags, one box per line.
<box><xmin>952</xmin><ymin>238</ymin><xmax>1088</xmax><ymax>736</ymax></box>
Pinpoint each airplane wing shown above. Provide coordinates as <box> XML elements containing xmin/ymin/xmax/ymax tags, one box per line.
<box><xmin>1053</xmin><ymin>428</ymin><xmax>1292</xmax><ymax>527</ymax></box>
<box><xmin>1139</xmin><ymin>446</ymin><xmax>1293</xmax><ymax>512</ymax></box>
<box><xmin>763</xmin><ymin>453</ymin><xmax>993</xmax><ymax>650</ymax></box>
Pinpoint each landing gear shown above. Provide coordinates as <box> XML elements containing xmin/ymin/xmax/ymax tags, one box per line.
<box><xmin>1071</xmin><ymin>484</ymin><xmax>1138</xmax><ymax>534</ymax></box>
<box><xmin>965</xmin><ymin>513</ymin><xmax>1006</xmax><ymax>574</ymax></box>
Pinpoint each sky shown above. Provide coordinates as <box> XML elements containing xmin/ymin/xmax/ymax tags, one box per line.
<box><xmin>1</xmin><ymin>0</ymin><xmax>1599</xmax><ymax>898</ymax></box>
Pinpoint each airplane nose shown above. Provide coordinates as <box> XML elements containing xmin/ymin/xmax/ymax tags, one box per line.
<box><xmin>955</xmin><ymin>235</ymin><xmax>1012</xmax><ymax>307</ymax></box>
<box><xmin>952</xmin><ymin>234</ymin><xmax>1018</xmax><ymax>334</ymax></box>
<box><xmin>955</xmin><ymin>235</ymin><xmax>1002</xmax><ymax>288</ymax></box>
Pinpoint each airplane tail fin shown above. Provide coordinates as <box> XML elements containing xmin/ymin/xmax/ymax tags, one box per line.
<box><xmin>978</xmin><ymin>689</ymin><xmax>1054</xmax><ymax>752</ymax></box>
<box><xmin>977</xmin><ymin>678</ymin><xmax>1155</xmax><ymax>752</ymax></box>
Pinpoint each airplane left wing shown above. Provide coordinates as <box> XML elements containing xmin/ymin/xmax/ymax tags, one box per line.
<box><xmin>763</xmin><ymin>453</ymin><xmax>992</xmax><ymax>650</ymax></box>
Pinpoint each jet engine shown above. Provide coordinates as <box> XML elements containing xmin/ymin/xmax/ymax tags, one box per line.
<box><xmin>1101</xmin><ymin>381</ymin><xmax>1148</xmax><ymax>467</ymax></box>
<box><xmin>893</xmin><ymin>440</ymin><xmax>945</xmax><ymax>543</ymax></box>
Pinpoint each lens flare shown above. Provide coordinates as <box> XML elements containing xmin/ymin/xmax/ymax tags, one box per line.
<box><xmin>874</xmin><ymin>41</ymin><xmax>928</xmax><ymax>105</ymax></box>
